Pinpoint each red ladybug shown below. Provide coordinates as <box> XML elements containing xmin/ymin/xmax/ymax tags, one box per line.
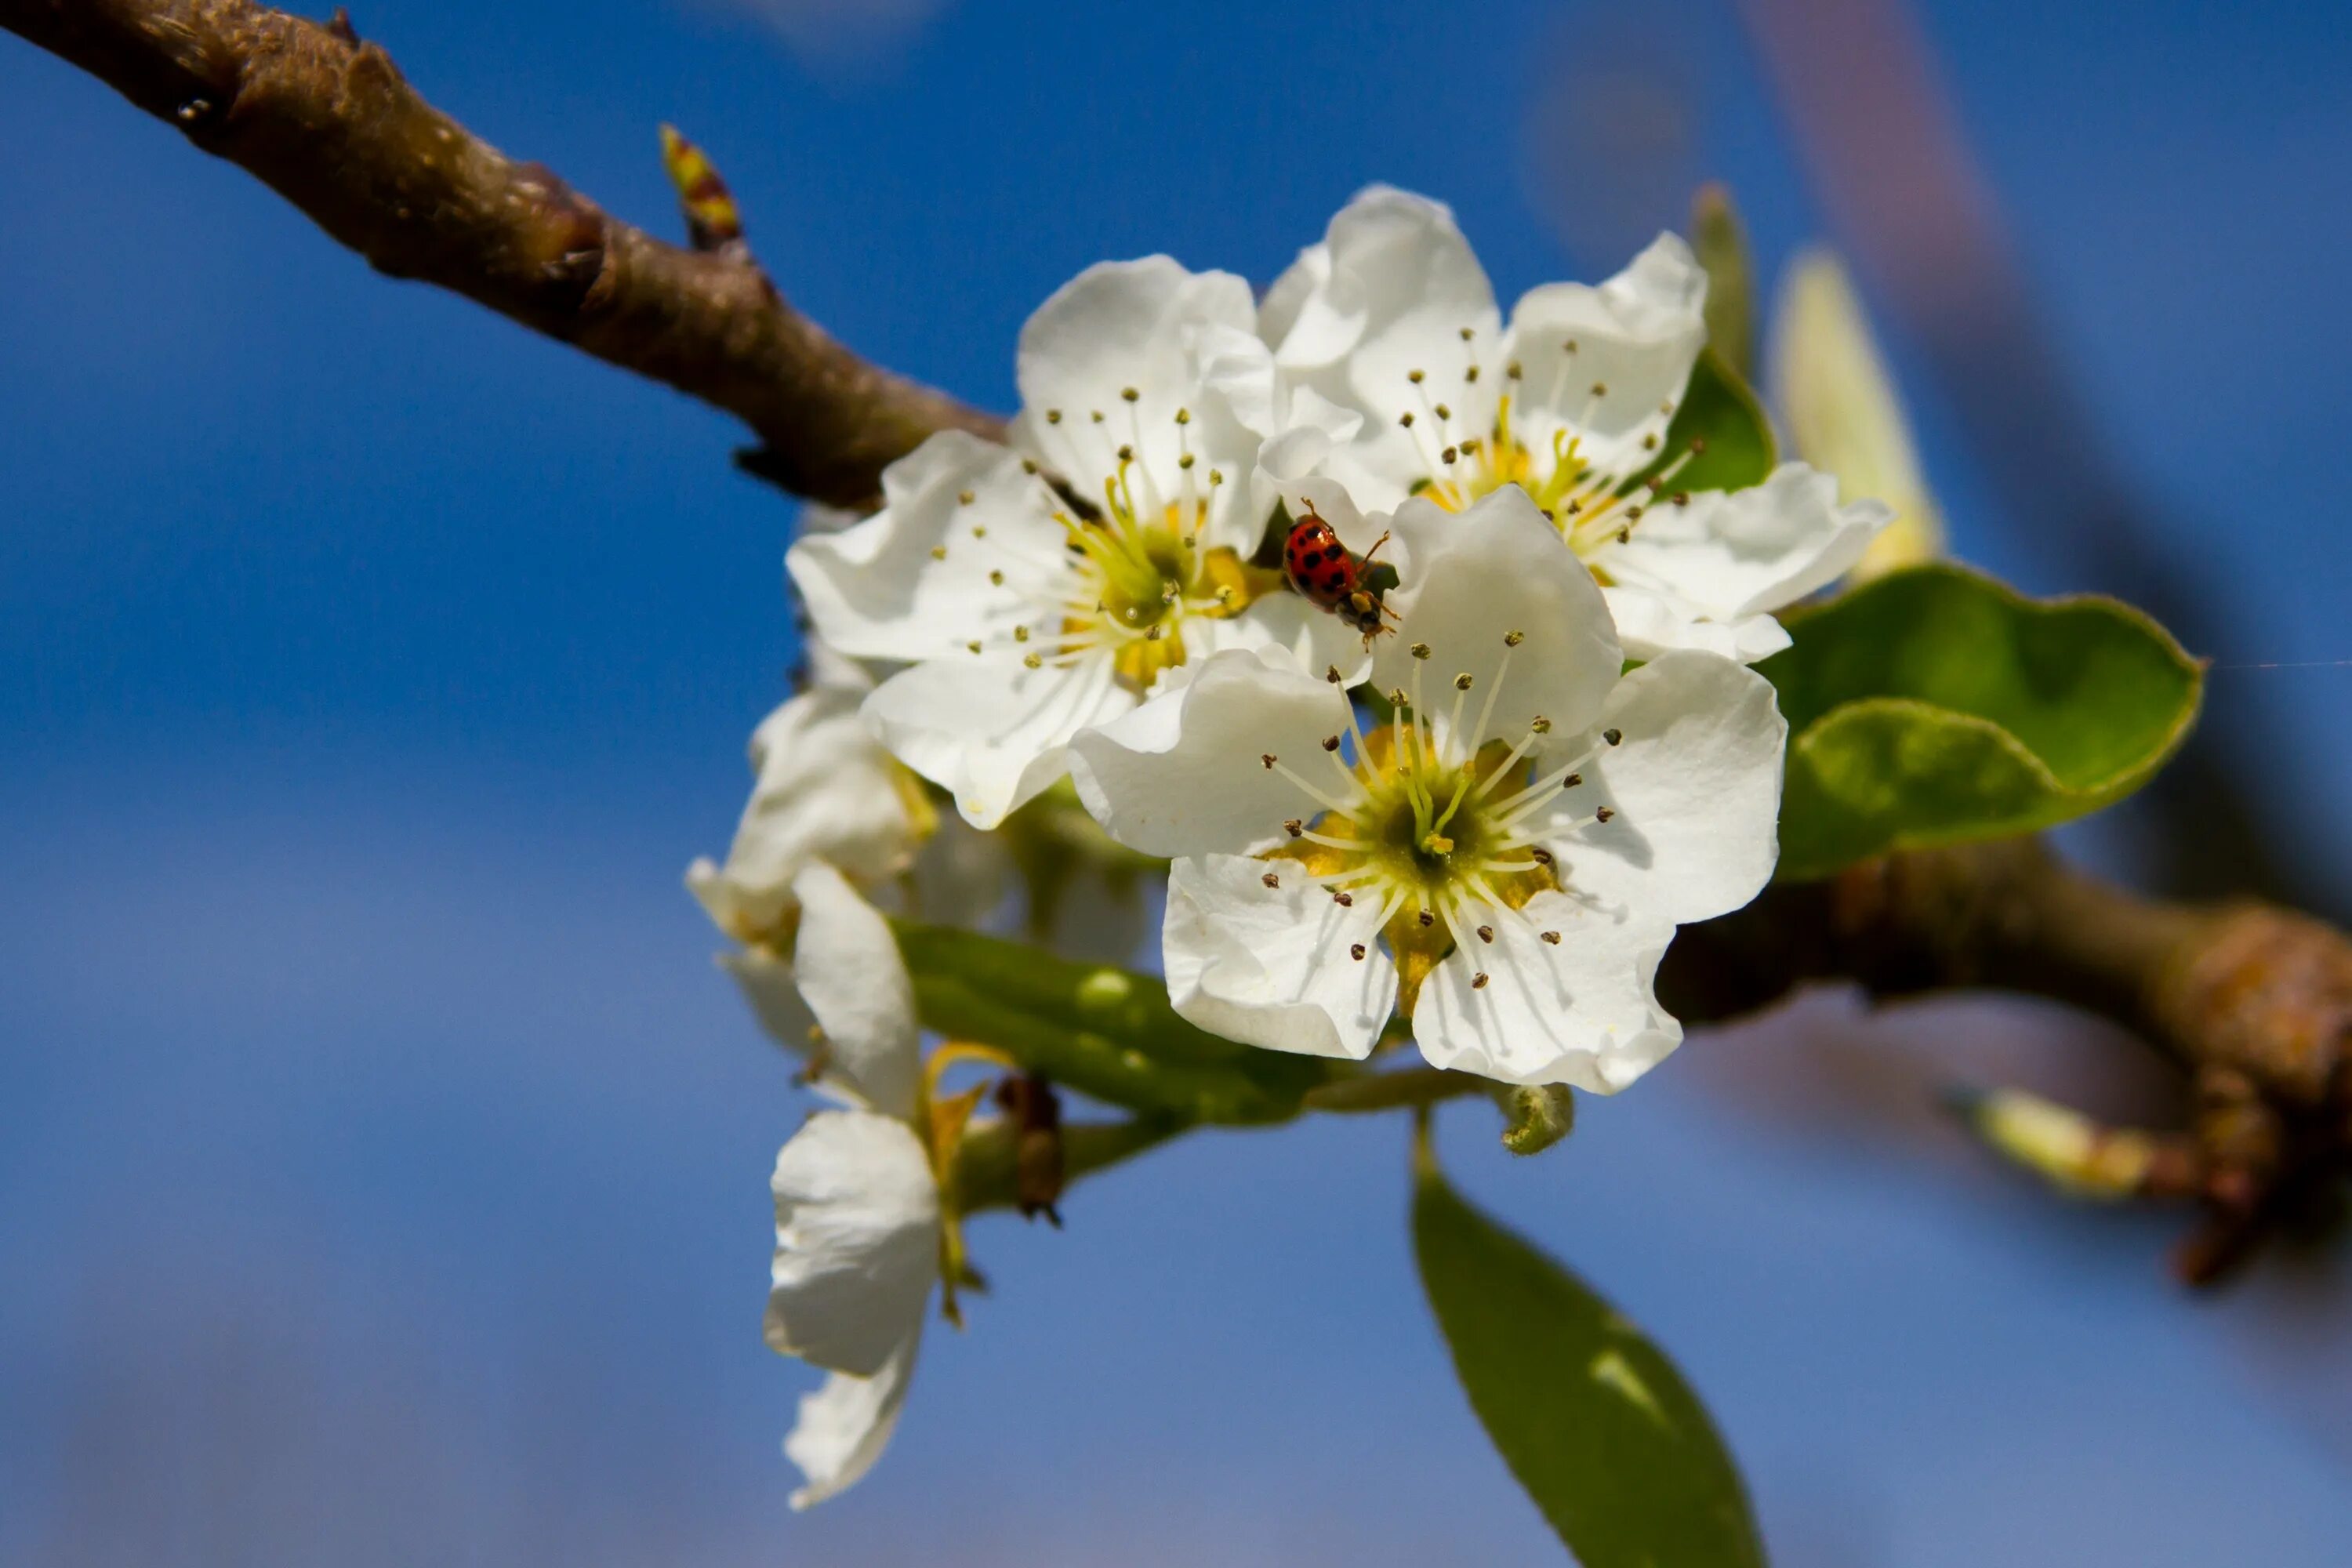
<box><xmin>1283</xmin><ymin>500</ymin><xmax>1399</xmax><ymax>644</ymax></box>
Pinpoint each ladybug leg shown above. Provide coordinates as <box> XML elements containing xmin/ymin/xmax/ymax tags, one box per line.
<box><xmin>1358</xmin><ymin>530</ymin><xmax>1393</xmax><ymax>567</ymax></box>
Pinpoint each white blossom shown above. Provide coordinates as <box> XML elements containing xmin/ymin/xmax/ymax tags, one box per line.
<box><xmin>758</xmin><ymin>862</ymin><xmax>951</xmax><ymax>1508</ymax></box>
<box><xmin>789</xmin><ymin>259</ymin><xmax>1365</xmax><ymax>829</ymax></box>
<box><xmin>1260</xmin><ymin>186</ymin><xmax>1890</xmax><ymax>661</ymax></box>
<box><xmin>1068</xmin><ymin>486</ymin><xmax>1786</xmax><ymax>1091</ymax></box>
<box><xmin>685</xmin><ymin>643</ymin><xmax>952</xmax><ymax>948</ymax></box>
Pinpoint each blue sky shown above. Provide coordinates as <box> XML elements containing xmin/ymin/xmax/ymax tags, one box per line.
<box><xmin>6</xmin><ymin>2</ymin><xmax>2352</xmax><ymax>1562</ymax></box>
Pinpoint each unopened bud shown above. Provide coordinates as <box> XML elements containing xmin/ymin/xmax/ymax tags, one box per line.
<box><xmin>1500</xmin><ymin>1083</ymin><xmax>1576</xmax><ymax>1156</ymax></box>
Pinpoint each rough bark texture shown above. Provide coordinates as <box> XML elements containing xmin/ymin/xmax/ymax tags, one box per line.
<box><xmin>0</xmin><ymin>0</ymin><xmax>1001</xmax><ymax>507</ymax></box>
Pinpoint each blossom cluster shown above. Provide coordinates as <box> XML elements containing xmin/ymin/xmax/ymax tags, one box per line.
<box><xmin>691</xmin><ymin>187</ymin><xmax>1890</xmax><ymax>1504</ymax></box>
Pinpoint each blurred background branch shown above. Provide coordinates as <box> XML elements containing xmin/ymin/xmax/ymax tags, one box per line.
<box><xmin>1730</xmin><ymin>0</ymin><xmax>2326</xmax><ymax>916</ymax></box>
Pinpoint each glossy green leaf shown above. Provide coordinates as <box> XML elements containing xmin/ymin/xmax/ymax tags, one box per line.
<box><xmin>1636</xmin><ymin>347</ymin><xmax>1776</xmax><ymax>497</ymax></box>
<box><xmin>1413</xmin><ymin>1156</ymin><xmax>1766</xmax><ymax>1568</ymax></box>
<box><xmin>1762</xmin><ymin>564</ymin><xmax>2202</xmax><ymax>880</ymax></box>
<box><xmin>892</xmin><ymin>922</ymin><xmax>1333</xmax><ymax>1123</ymax></box>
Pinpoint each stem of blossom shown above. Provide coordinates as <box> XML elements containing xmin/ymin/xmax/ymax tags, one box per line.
<box><xmin>0</xmin><ymin>0</ymin><xmax>1000</xmax><ymax>507</ymax></box>
<box><xmin>1301</xmin><ymin>1069</ymin><xmax>1497</xmax><ymax>1115</ymax></box>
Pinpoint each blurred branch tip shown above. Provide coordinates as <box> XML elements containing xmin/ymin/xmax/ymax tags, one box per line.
<box><xmin>1666</xmin><ymin>838</ymin><xmax>2352</xmax><ymax>1285</ymax></box>
<box><xmin>0</xmin><ymin>0</ymin><xmax>1000</xmax><ymax>507</ymax></box>
<box><xmin>1688</xmin><ymin>183</ymin><xmax>1754</xmax><ymax>379</ymax></box>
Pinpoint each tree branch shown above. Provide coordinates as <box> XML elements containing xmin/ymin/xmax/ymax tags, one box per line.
<box><xmin>0</xmin><ymin>0</ymin><xmax>1002</xmax><ymax>506</ymax></box>
<box><xmin>1664</xmin><ymin>840</ymin><xmax>2352</xmax><ymax>1281</ymax></box>
<box><xmin>16</xmin><ymin>0</ymin><xmax>2350</xmax><ymax>1285</ymax></box>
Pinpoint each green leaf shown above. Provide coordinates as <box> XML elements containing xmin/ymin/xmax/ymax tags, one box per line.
<box><xmin>1760</xmin><ymin>565</ymin><xmax>2203</xmax><ymax>879</ymax></box>
<box><xmin>1413</xmin><ymin>1152</ymin><xmax>1766</xmax><ymax>1568</ymax></box>
<box><xmin>892</xmin><ymin>922</ymin><xmax>1334</xmax><ymax>1124</ymax></box>
<box><xmin>1636</xmin><ymin>347</ymin><xmax>1776</xmax><ymax>498</ymax></box>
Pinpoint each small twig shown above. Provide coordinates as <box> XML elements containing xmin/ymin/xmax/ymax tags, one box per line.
<box><xmin>1666</xmin><ymin>837</ymin><xmax>2352</xmax><ymax>1282</ymax></box>
<box><xmin>0</xmin><ymin>0</ymin><xmax>1001</xmax><ymax>506</ymax></box>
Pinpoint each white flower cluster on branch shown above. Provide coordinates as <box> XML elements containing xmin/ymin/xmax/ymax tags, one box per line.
<box><xmin>688</xmin><ymin>186</ymin><xmax>1891</xmax><ymax>1503</ymax></box>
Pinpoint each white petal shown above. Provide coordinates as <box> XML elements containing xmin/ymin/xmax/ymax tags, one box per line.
<box><xmin>1260</xmin><ymin>235</ymin><xmax>1334</xmax><ymax>365</ymax></box>
<box><xmin>1205</xmin><ymin>592</ymin><xmax>1376</xmax><ymax>691</ymax></box>
<box><xmin>1184</xmin><ymin>322</ymin><xmax>1304</xmax><ymax>559</ymax></box>
<box><xmin>1504</xmin><ymin>233</ymin><xmax>1708</xmax><ymax>477</ymax></box>
<box><xmin>1372</xmin><ymin>488</ymin><xmax>1623</xmax><ymax>749</ymax></box>
<box><xmin>1256</xmin><ymin>190</ymin><xmax>1507</xmax><ymax>517</ymax></box>
<box><xmin>767</xmin><ymin>1109</ymin><xmax>939</xmax><ymax>1378</ymax></box>
<box><xmin>1163</xmin><ymin>854</ymin><xmax>1397</xmax><ymax>1060</ymax></box>
<box><xmin>1249</xmin><ymin>424</ymin><xmax>1338</xmax><ymax>536</ymax></box>
<box><xmin>1275</xmin><ymin>187</ymin><xmax>1499</xmax><ymax>416</ymax></box>
<box><xmin>787</xmin><ymin>430</ymin><xmax>1065</xmax><ymax>662</ymax></box>
<box><xmin>1065</xmin><ymin>648</ymin><xmax>1348</xmax><ymax>857</ymax></box>
<box><xmin>1542</xmin><ymin>651</ymin><xmax>1787</xmax><ymax>926</ymax></box>
<box><xmin>1600</xmin><ymin>586</ymin><xmax>1792</xmax><ymax>663</ymax></box>
<box><xmin>719</xmin><ymin>943</ymin><xmax>818</xmax><ymax>1065</ymax></box>
<box><xmin>1013</xmin><ymin>256</ymin><xmax>1257</xmax><ymax>487</ymax></box>
<box><xmin>1599</xmin><ymin>462</ymin><xmax>1891</xmax><ymax>623</ymax></box>
<box><xmin>789</xmin><ymin>863</ymin><xmax>922</xmax><ymax>1121</ymax></box>
<box><xmin>1198</xmin><ymin>320</ymin><xmax>1285</xmax><ymax>440</ymax></box>
<box><xmin>1308</xmin><ymin>427</ymin><xmax>1428</xmax><ymax>516</ymax></box>
<box><xmin>863</xmin><ymin>652</ymin><xmax>1131</xmax><ymax>830</ymax></box>
<box><xmin>686</xmin><ymin>672</ymin><xmax>918</xmax><ymax>941</ymax></box>
<box><xmin>795</xmin><ymin>500</ymin><xmax>866</xmax><ymax>537</ymax></box>
<box><xmin>786</xmin><ymin>1330</ymin><xmax>919</xmax><ymax>1510</ymax></box>
<box><xmin>1414</xmin><ymin>898</ymin><xmax>1682</xmax><ymax>1091</ymax></box>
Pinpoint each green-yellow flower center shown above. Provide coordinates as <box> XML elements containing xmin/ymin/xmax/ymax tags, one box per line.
<box><xmin>1259</xmin><ymin>637</ymin><xmax>1604</xmax><ymax>1011</ymax></box>
<box><xmin>1058</xmin><ymin>470</ymin><xmax>1275</xmax><ymax>690</ymax></box>
<box><xmin>1400</xmin><ymin>382</ymin><xmax>1699</xmax><ymax>575</ymax></box>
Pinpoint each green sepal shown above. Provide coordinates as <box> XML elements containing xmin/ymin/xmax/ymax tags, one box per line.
<box><xmin>1413</xmin><ymin>1148</ymin><xmax>1766</xmax><ymax>1568</ymax></box>
<box><xmin>1761</xmin><ymin>564</ymin><xmax>2204</xmax><ymax>880</ymax></box>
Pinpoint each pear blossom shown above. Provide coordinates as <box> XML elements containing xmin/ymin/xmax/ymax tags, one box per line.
<box><xmin>686</xmin><ymin>643</ymin><xmax>960</xmax><ymax>949</ymax></box>
<box><xmin>1067</xmin><ymin>486</ymin><xmax>1786</xmax><ymax>1091</ymax></box>
<box><xmin>757</xmin><ymin>861</ymin><xmax>993</xmax><ymax>1508</ymax></box>
<box><xmin>1259</xmin><ymin>186</ymin><xmax>1890</xmax><ymax>661</ymax></box>
<box><xmin>789</xmin><ymin>259</ymin><xmax>1364</xmax><ymax>829</ymax></box>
